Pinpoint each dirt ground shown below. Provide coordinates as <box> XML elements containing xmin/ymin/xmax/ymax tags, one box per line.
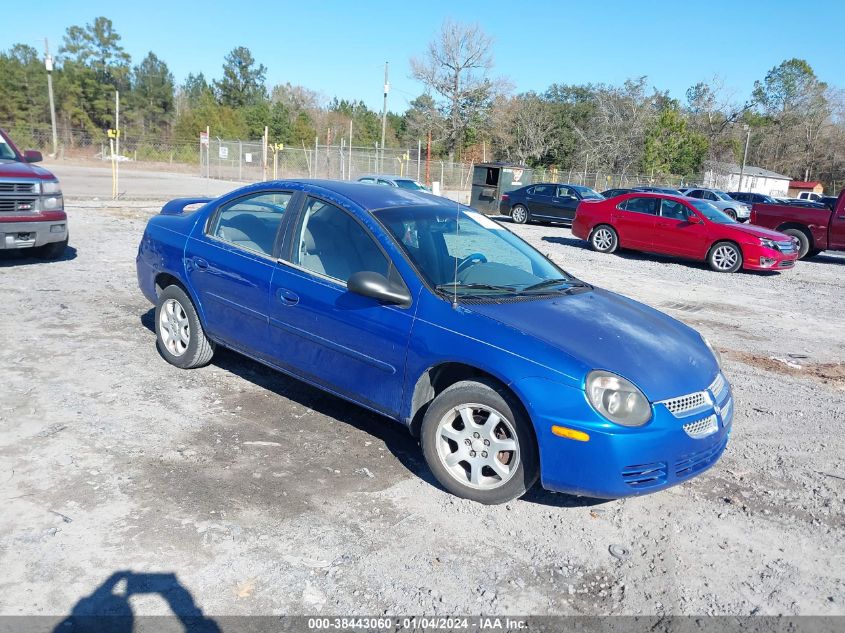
<box><xmin>0</xmin><ymin>168</ymin><xmax>843</xmax><ymax>623</ymax></box>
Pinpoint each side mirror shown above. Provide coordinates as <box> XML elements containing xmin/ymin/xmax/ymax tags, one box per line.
<box><xmin>23</xmin><ymin>150</ymin><xmax>43</xmax><ymax>163</ymax></box>
<box><xmin>347</xmin><ymin>271</ymin><xmax>411</xmax><ymax>307</ymax></box>
<box><xmin>687</xmin><ymin>214</ymin><xmax>703</xmax><ymax>224</ymax></box>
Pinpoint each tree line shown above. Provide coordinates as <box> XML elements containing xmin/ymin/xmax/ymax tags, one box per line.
<box><xmin>1</xmin><ymin>16</ymin><xmax>842</xmax><ymax>188</ymax></box>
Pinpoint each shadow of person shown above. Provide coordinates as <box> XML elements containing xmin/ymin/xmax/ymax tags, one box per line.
<box><xmin>52</xmin><ymin>571</ymin><xmax>220</xmax><ymax>633</ymax></box>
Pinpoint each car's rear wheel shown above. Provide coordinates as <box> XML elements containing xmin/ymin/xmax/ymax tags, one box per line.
<box><xmin>155</xmin><ymin>285</ymin><xmax>215</xmax><ymax>369</ymax></box>
<box><xmin>589</xmin><ymin>225</ymin><xmax>618</xmax><ymax>253</ymax></box>
<box><xmin>511</xmin><ymin>204</ymin><xmax>529</xmax><ymax>224</ymax></box>
<box><xmin>780</xmin><ymin>228</ymin><xmax>811</xmax><ymax>258</ymax></box>
<box><xmin>38</xmin><ymin>235</ymin><xmax>68</xmax><ymax>260</ymax></box>
<box><xmin>420</xmin><ymin>380</ymin><xmax>538</xmax><ymax>505</ymax></box>
<box><xmin>724</xmin><ymin>209</ymin><xmax>738</xmax><ymax>221</ymax></box>
<box><xmin>708</xmin><ymin>241</ymin><xmax>743</xmax><ymax>273</ymax></box>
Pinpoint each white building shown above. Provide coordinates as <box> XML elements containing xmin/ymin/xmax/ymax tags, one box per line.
<box><xmin>702</xmin><ymin>161</ymin><xmax>791</xmax><ymax>197</ymax></box>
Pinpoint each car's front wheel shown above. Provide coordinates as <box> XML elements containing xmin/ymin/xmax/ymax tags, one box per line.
<box><xmin>589</xmin><ymin>225</ymin><xmax>618</xmax><ymax>253</ymax></box>
<box><xmin>38</xmin><ymin>235</ymin><xmax>68</xmax><ymax>260</ymax></box>
<box><xmin>155</xmin><ymin>285</ymin><xmax>215</xmax><ymax>369</ymax></box>
<box><xmin>511</xmin><ymin>204</ymin><xmax>529</xmax><ymax>224</ymax></box>
<box><xmin>708</xmin><ymin>241</ymin><xmax>743</xmax><ymax>273</ymax></box>
<box><xmin>421</xmin><ymin>380</ymin><xmax>538</xmax><ymax>505</ymax></box>
<box><xmin>724</xmin><ymin>209</ymin><xmax>738</xmax><ymax>221</ymax></box>
<box><xmin>781</xmin><ymin>228</ymin><xmax>811</xmax><ymax>258</ymax></box>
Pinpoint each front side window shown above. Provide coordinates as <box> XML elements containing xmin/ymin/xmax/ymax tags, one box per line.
<box><xmin>375</xmin><ymin>206</ymin><xmax>577</xmax><ymax>297</ymax></box>
<box><xmin>556</xmin><ymin>185</ymin><xmax>575</xmax><ymax>198</ymax></box>
<box><xmin>620</xmin><ymin>197</ymin><xmax>659</xmax><ymax>215</ymax></box>
<box><xmin>208</xmin><ymin>192</ymin><xmax>291</xmax><ymax>256</ymax></box>
<box><xmin>686</xmin><ymin>189</ymin><xmax>703</xmax><ymax>199</ymax></box>
<box><xmin>294</xmin><ymin>197</ymin><xmax>389</xmax><ymax>283</ymax></box>
<box><xmin>660</xmin><ymin>199</ymin><xmax>689</xmax><ymax>221</ymax></box>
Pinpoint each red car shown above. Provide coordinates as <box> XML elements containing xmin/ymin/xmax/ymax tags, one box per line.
<box><xmin>571</xmin><ymin>193</ymin><xmax>799</xmax><ymax>273</ymax></box>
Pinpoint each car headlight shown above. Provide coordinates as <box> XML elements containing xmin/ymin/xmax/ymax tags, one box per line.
<box><xmin>703</xmin><ymin>336</ymin><xmax>722</xmax><ymax>368</ymax></box>
<box><xmin>585</xmin><ymin>370</ymin><xmax>652</xmax><ymax>427</ymax></box>
<box><xmin>759</xmin><ymin>238</ymin><xmax>778</xmax><ymax>249</ymax></box>
<box><xmin>41</xmin><ymin>180</ymin><xmax>62</xmax><ymax>195</ymax></box>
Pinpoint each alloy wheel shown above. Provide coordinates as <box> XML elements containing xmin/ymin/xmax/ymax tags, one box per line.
<box><xmin>435</xmin><ymin>403</ymin><xmax>520</xmax><ymax>490</ymax></box>
<box><xmin>711</xmin><ymin>245</ymin><xmax>738</xmax><ymax>271</ymax></box>
<box><xmin>512</xmin><ymin>206</ymin><xmax>527</xmax><ymax>223</ymax></box>
<box><xmin>593</xmin><ymin>228</ymin><xmax>614</xmax><ymax>251</ymax></box>
<box><xmin>159</xmin><ymin>298</ymin><xmax>191</xmax><ymax>356</ymax></box>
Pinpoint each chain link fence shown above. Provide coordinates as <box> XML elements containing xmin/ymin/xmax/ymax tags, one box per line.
<box><xmin>7</xmin><ymin>123</ymin><xmax>704</xmax><ymax>193</ymax></box>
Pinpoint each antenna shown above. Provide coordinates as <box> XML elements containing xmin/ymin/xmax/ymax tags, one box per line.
<box><xmin>452</xmin><ymin>198</ymin><xmax>459</xmax><ymax>309</ymax></box>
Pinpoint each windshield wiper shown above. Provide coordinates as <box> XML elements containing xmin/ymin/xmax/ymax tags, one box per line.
<box><xmin>521</xmin><ymin>278</ymin><xmax>588</xmax><ymax>292</ymax></box>
<box><xmin>435</xmin><ymin>282</ymin><xmax>518</xmax><ymax>294</ymax></box>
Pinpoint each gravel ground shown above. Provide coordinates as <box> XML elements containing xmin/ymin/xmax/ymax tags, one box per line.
<box><xmin>0</xmin><ymin>183</ymin><xmax>843</xmax><ymax>621</ymax></box>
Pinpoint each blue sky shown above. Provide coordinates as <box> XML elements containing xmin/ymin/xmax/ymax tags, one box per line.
<box><xmin>5</xmin><ymin>0</ymin><xmax>844</xmax><ymax>112</ymax></box>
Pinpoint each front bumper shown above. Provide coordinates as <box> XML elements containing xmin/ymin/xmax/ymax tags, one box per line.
<box><xmin>0</xmin><ymin>211</ymin><xmax>68</xmax><ymax>250</ymax></box>
<box><xmin>742</xmin><ymin>244</ymin><xmax>798</xmax><ymax>271</ymax></box>
<box><xmin>518</xmin><ymin>372</ymin><xmax>733</xmax><ymax>498</ymax></box>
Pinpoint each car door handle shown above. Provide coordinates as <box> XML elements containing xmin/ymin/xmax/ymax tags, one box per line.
<box><xmin>193</xmin><ymin>257</ymin><xmax>208</xmax><ymax>271</ymax></box>
<box><xmin>277</xmin><ymin>288</ymin><xmax>299</xmax><ymax>305</ymax></box>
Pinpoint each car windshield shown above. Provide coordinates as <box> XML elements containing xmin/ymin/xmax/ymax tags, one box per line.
<box><xmin>0</xmin><ymin>137</ymin><xmax>18</xmax><ymax>161</ymax></box>
<box><xmin>374</xmin><ymin>206</ymin><xmax>580</xmax><ymax>297</ymax></box>
<box><xmin>572</xmin><ymin>185</ymin><xmax>603</xmax><ymax>199</ymax></box>
<box><xmin>689</xmin><ymin>200</ymin><xmax>737</xmax><ymax>224</ymax></box>
<box><xmin>394</xmin><ymin>179</ymin><xmax>427</xmax><ymax>191</ymax></box>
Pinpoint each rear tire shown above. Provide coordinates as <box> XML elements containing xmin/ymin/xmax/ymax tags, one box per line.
<box><xmin>589</xmin><ymin>225</ymin><xmax>619</xmax><ymax>253</ymax></box>
<box><xmin>511</xmin><ymin>204</ymin><xmax>529</xmax><ymax>224</ymax></box>
<box><xmin>781</xmin><ymin>228</ymin><xmax>811</xmax><ymax>259</ymax></box>
<box><xmin>38</xmin><ymin>235</ymin><xmax>68</xmax><ymax>260</ymax></box>
<box><xmin>420</xmin><ymin>379</ymin><xmax>539</xmax><ymax>505</ymax></box>
<box><xmin>155</xmin><ymin>285</ymin><xmax>215</xmax><ymax>369</ymax></box>
<box><xmin>707</xmin><ymin>241</ymin><xmax>743</xmax><ymax>273</ymax></box>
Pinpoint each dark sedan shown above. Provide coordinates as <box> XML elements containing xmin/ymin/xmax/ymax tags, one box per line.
<box><xmin>501</xmin><ymin>183</ymin><xmax>603</xmax><ymax>224</ymax></box>
<box><xmin>601</xmin><ymin>188</ymin><xmax>634</xmax><ymax>198</ymax></box>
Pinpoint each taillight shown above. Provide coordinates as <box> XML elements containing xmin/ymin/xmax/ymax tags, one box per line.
<box><xmin>501</xmin><ymin>193</ymin><xmax>509</xmax><ymax>201</ymax></box>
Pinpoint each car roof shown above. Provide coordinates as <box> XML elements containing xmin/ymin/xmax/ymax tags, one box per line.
<box><xmin>259</xmin><ymin>179</ymin><xmax>454</xmax><ymax>212</ymax></box>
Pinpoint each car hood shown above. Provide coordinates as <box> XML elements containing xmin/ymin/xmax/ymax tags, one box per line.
<box><xmin>0</xmin><ymin>160</ymin><xmax>56</xmax><ymax>180</ymax></box>
<box><xmin>466</xmin><ymin>288</ymin><xmax>718</xmax><ymax>401</ymax></box>
<box><xmin>723</xmin><ymin>222</ymin><xmax>789</xmax><ymax>241</ymax></box>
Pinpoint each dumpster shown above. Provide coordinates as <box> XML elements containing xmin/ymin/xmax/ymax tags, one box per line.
<box><xmin>469</xmin><ymin>163</ymin><xmax>533</xmax><ymax>214</ymax></box>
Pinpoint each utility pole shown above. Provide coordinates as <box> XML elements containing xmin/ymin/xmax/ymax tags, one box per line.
<box><xmin>44</xmin><ymin>39</ymin><xmax>58</xmax><ymax>157</ymax></box>
<box><xmin>348</xmin><ymin>117</ymin><xmax>353</xmax><ymax>180</ymax></box>
<box><xmin>380</xmin><ymin>62</ymin><xmax>389</xmax><ymax>173</ymax></box>
<box><xmin>738</xmin><ymin>125</ymin><xmax>751</xmax><ymax>191</ymax></box>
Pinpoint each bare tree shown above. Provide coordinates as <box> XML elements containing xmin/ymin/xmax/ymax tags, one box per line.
<box><xmin>411</xmin><ymin>19</ymin><xmax>501</xmax><ymax>161</ymax></box>
<box><xmin>685</xmin><ymin>75</ymin><xmax>749</xmax><ymax>164</ymax></box>
<box><xmin>491</xmin><ymin>93</ymin><xmax>556</xmax><ymax>164</ymax></box>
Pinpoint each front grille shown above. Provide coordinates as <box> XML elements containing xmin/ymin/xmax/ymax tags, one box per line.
<box><xmin>0</xmin><ymin>181</ymin><xmax>36</xmax><ymax>193</ymax></box>
<box><xmin>683</xmin><ymin>414</ymin><xmax>719</xmax><ymax>439</ymax></box>
<box><xmin>720</xmin><ymin>398</ymin><xmax>733</xmax><ymax>425</ymax></box>
<box><xmin>660</xmin><ymin>391</ymin><xmax>709</xmax><ymax>417</ymax></box>
<box><xmin>775</xmin><ymin>240</ymin><xmax>796</xmax><ymax>253</ymax></box>
<box><xmin>778</xmin><ymin>260</ymin><xmax>795</xmax><ymax>268</ymax></box>
<box><xmin>622</xmin><ymin>461</ymin><xmax>667</xmax><ymax>489</ymax></box>
<box><xmin>0</xmin><ymin>197</ymin><xmax>37</xmax><ymax>213</ymax></box>
<box><xmin>675</xmin><ymin>437</ymin><xmax>728</xmax><ymax>479</ymax></box>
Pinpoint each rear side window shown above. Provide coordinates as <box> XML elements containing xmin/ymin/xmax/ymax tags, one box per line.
<box><xmin>686</xmin><ymin>190</ymin><xmax>703</xmax><ymax>199</ymax></box>
<box><xmin>532</xmin><ymin>184</ymin><xmax>555</xmax><ymax>196</ymax></box>
<box><xmin>208</xmin><ymin>192</ymin><xmax>292</xmax><ymax>257</ymax></box>
<box><xmin>619</xmin><ymin>197</ymin><xmax>659</xmax><ymax>215</ymax></box>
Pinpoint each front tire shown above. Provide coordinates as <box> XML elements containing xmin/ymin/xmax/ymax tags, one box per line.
<box><xmin>155</xmin><ymin>285</ymin><xmax>215</xmax><ymax>369</ymax></box>
<box><xmin>38</xmin><ymin>235</ymin><xmax>68</xmax><ymax>260</ymax></box>
<box><xmin>724</xmin><ymin>209</ymin><xmax>738</xmax><ymax>221</ymax></box>
<box><xmin>420</xmin><ymin>380</ymin><xmax>539</xmax><ymax>505</ymax></box>
<box><xmin>589</xmin><ymin>225</ymin><xmax>619</xmax><ymax>253</ymax></box>
<box><xmin>708</xmin><ymin>241</ymin><xmax>743</xmax><ymax>273</ymax></box>
<box><xmin>511</xmin><ymin>204</ymin><xmax>529</xmax><ymax>225</ymax></box>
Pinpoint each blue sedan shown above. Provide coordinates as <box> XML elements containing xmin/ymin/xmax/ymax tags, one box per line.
<box><xmin>136</xmin><ymin>180</ymin><xmax>732</xmax><ymax>504</ymax></box>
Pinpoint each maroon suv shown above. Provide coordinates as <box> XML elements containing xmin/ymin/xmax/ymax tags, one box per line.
<box><xmin>0</xmin><ymin>128</ymin><xmax>68</xmax><ymax>259</ymax></box>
